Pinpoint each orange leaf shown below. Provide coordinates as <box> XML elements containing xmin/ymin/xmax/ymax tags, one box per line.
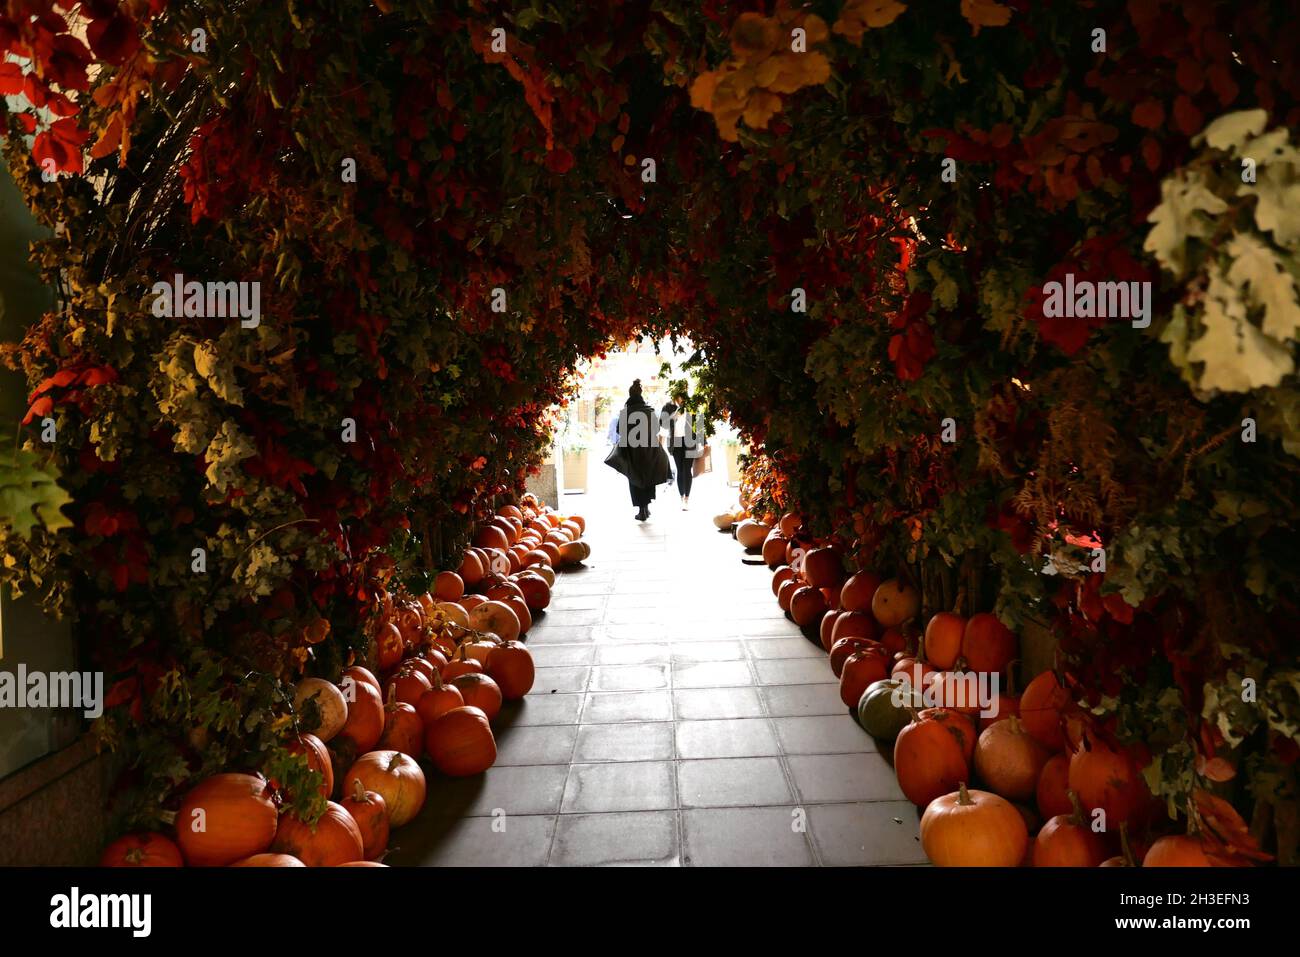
<box><xmin>1131</xmin><ymin>98</ymin><xmax>1165</xmax><ymax>130</ymax></box>
<box><xmin>961</xmin><ymin>0</ymin><xmax>1013</xmax><ymax>34</ymax></box>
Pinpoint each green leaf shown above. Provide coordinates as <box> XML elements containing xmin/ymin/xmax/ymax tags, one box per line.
<box><xmin>0</xmin><ymin>450</ymin><xmax>74</xmax><ymax>539</ymax></box>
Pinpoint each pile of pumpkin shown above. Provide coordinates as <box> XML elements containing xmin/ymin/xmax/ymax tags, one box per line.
<box><xmin>98</xmin><ymin>499</ymin><xmax>588</xmax><ymax>868</ymax></box>
<box><xmin>735</xmin><ymin>512</ymin><xmax>1219</xmax><ymax>869</ymax></box>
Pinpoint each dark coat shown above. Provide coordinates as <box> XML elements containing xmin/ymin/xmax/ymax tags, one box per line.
<box><xmin>604</xmin><ymin>398</ymin><xmax>672</xmax><ymax>488</ymax></box>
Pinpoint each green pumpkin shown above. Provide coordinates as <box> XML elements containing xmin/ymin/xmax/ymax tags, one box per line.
<box><xmin>857</xmin><ymin>678</ymin><xmax>922</xmax><ymax>741</ymax></box>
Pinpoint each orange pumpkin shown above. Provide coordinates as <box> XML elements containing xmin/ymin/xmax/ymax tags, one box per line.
<box><xmin>961</xmin><ymin>613</ymin><xmax>1017</xmax><ymax>674</ymax></box>
<box><xmin>819</xmin><ymin>609</ymin><xmax>842</xmax><ymax>652</ymax></box>
<box><xmin>346</xmin><ymin>750</ymin><xmax>426</xmax><ymax>827</ymax></box>
<box><xmin>776</xmin><ymin>578</ymin><xmax>799</xmax><ymax>612</ymax></box>
<box><xmin>789</xmin><ymin>585</ymin><xmax>828</xmax><ymax>628</ymax></box>
<box><xmin>272</xmin><ymin>801</ymin><xmax>364</xmax><ymax>867</ymax></box>
<box><xmin>923</xmin><ymin>707</ymin><xmax>978</xmax><ymax>765</ymax></box>
<box><xmin>923</xmin><ymin>612</ymin><xmax>965</xmax><ymax>670</ymax></box>
<box><xmin>921</xmin><ymin>782</ymin><xmax>1028</xmax><ymax>867</ymax></box>
<box><xmin>1069</xmin><ymin>733</ymin><xmax>1148</xmax><ymax>825</ymax></box>
<box><xmin>831</xmin><ymin>610</ymin><xmax>879</xmax><ymax>644</ymax></box>
<box><xmin>871</xmin><ymin>578</ymin><xmax>920</xmax><ymax>627</ymax></box>
<box><xmin>230</xmin><ymin>853</ymin><xmax>305</xmax><ymax>867</ymax></box>
<box><xmin>175</xmin><ymin>773</ymin><xmax>278</xmax><ymax>866</ymax></box>
<box><xmin>772</xmin><ymin>566</ymin><xmax>795</xmax><ymax>598</ymax></box>
<box><xmin>486</xmin><ymin>639</ymin><xmax>535</xmax><ymax>699</ymax></box>
<box><xmin>341</xmin><ymin>778</ymin><xmax>390</xmax><ymax>861</ymax></box>
<box><xmin>762</xmin><ymin>534</ymin><xmax>789</xmax><ymax>569</ymax></box>
<box><xmin>425</xmin><ymin>706</ymin><xmax>498</xmax><ymax>777</ymax></box>
<box><xmin>385</xmin><ymin>667</ymin><xmax>431</xmax><ymax>708</ymax></box>
<box><xmin>1143</xmin><ymin>835</ymin><xmax>1213</xmax><ymax>867</ymax></box>
<box><xmin>1033</xmin><ymin>791</ymin><xmax>1108</xmax><ymax>866</ymax></box>
<box><xmin>100</xmin><ymin>832</ymin><xmax>183</xmax><ymax>868</ymax></box>
<box><xmin>840</xmin><ymin>571</ymin><xmax>882</xmax><ymax>613</ymax></box>
<box><xmin>378</xmin><ymin>691</ymin><xmax>424</xmax><ymax>758</ymax></box>
<box><xmin>451</xmin><ymin>672</ymin><xmax>503</xmax><ymax>721</ymax></box>
<box><xmin>287</xmin><ymin>732</ymin><xmax>335</xmax><ymax>799</ymax></box>
<box><xmin>374</xmin><ymin>621</ymin><xmax>404</xmax><ymax>671</ymax></box>
<box><xmin>416</xmin><ymin>670</ymin><xmax>466</xmax><ymax>725</ymax></box>
<box><xmin>1035</xmin><ymin>753</ymin><xmax>1073</xmax><ymax>820</ymax></box>
<box><xmin>974</xmin><ymin>717</ymin><xmax>1050</xmax><ymax>802</ymax></box>
<box><xmin>1019</xmin><ymin>671</ymin><xmax>1072</xmax><ymax>750</ymax></box>
<box><xmin>839</xmin><ymin>645</ymin><xmax>891</xmax><ymax>707</ymax></box>
<box><xmin>829</xmin><ymin>636</ymin><xmax>878</xmax><ymax>678</ymax></box>
<box><xmin>338</xmin><ymin>678</ymin><xmax>385</xmax><ymax>753</ymax></box>
<box><xmin>894</xmin><ymin>712</ymin><xmax>970</xmax><ymax>807</ymax></box>
<box><xmin>802</xmin><ymin>547</ymin><xmax>845</xmax><ymax>590</ymax></box>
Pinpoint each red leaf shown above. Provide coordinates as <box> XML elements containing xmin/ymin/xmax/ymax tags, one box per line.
<box><xmin>545</xmin><ymin>146</ymin><xmax>575</xmax><ymax>174</ymax></box>
<box><xmin>86</xmin><ymin>12</ymin><xmax>140</xmax><ymax>66</ymax></box>
<box><xmin>1175</xmin><ymin>58</ymin><xmax>1204</xmax><ymax>95</ymax></box>
<box><xmin>0</xmin><ymin>62</ymin><xmax>22</xmax><ymax>95</ymax></box>
<box><xmin>1131</xmin><ymin>98</ymin><xmax>1164</xmax><ymax>129</ymax></box>
<box><xmin>21</xmin><ymin>395</ymin><xmax>53</xmax><ymax>426</ymax></box>
<box><xmin>1172</xmin><ymin>94</ymin><xmax>1202</xmax><ymax>137</ymax></box>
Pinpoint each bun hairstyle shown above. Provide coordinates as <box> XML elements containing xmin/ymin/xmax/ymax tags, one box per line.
<box><xmin>629</xmin><ymin>378</ymin><xmax>643</xmax><ymax>400</ymax></box>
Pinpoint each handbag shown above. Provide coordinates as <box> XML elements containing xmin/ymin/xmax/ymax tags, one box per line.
<box><xmin>692</xmin><ymin>444</ymin><xmax>712</xmax><ymax>477</ymax></box>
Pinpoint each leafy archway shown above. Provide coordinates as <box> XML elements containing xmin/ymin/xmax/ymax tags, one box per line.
<box><xmin>2</xmin><ymin>1</ymin><xmax>1297</xmax><ymax>855</ymax></box>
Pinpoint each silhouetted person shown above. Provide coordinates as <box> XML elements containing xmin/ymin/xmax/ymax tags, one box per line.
<box><xmin>662</xmin><ymin>389</ymin><xmax>701</xmax><ymax>510</ymax></box>
<box><xmin>604</xmin><ymin>379</ymin><xmax>671</xmax><ymax>521</ymax></box>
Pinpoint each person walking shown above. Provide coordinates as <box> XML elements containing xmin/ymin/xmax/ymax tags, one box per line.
<box><xmin>604</xmin><ymin>379</ymin><xmax>671</xmax><ymax>521</ymax></box>
<box><xmin>662</xmin><ymin>389</ymin><xmax>701</xmax><ymax>510</ymax></box>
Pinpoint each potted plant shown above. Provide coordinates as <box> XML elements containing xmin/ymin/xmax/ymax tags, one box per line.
<box><xmin>717</xmin><ymin>426</ymin><xmax>746</xmax><ymax>486</ymax></box>
<box><xmin>559</xmin><ymin>422</ymin><xmax>595</xmax><ymax>493</ymax></box>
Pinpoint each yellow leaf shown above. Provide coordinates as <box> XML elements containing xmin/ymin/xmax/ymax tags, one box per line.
<box><xmin>802</xmin><ymin>14</ymin><xmax>830</xmax><ymax>45</ymax></box>
<box><xmin>960</xmin><ymin>0</ymin><xmax>1013</xmax><ymax>35</ymax></box>
<box><xmin>743</xmin><ymin>90</ymin><xmax>783</xmax><ymax>130</ymax></box>
<box><xmin>833</xmin><ymin>0</ymin><xmax>908</xmax><ymax>45</ymax></box>
<box><xmin>730</xmin><ymin>12</ymin><xmax>781</xmax><ymax>63</ymax></box>
<box><xmin>689</xmin><ymin>70</ymin><xmax>721</xmax><ymax>110</ymax></box>
<box><xmin>761</xmin><ymin>52</ymin><xmax>832</xmax><ymax>95</ymax></box>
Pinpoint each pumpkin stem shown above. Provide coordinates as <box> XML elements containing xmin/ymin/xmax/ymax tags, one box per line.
<box><xmin>386</xmin><ymin>684</ymin><xmax>397</xmax><ymax>707</ymax></box>
<box><xmin>351</xmin><ymin>777</ymin><xmax>367</xmax><ymax>803</ymax></box>
<box><xmin>956</xmin><ymin>781</ymin><xmax>973</xmax><ymax>806</ymax></box>
<box><xmin>125</xmin><ymin>847</ymin><xmax>145</xmax><ymax>865</ymax></box>
<box><xmin>430</xmin><ymin>669</ymin><xmax>444</xmax><ymax>691</ymax></box>
<box><xmin>1066</xmin><ymin>789</ymin><xmax>1086</xmax><ymax>826</ymax></box>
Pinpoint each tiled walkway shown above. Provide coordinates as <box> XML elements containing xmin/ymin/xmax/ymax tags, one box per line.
<box><xmin>389</xmin><ymin>450</ymin><xmax>927</xmax><ymax>866</ymax></box>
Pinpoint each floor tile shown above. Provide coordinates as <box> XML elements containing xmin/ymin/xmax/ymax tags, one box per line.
<box><xmin>493</xmin><ymin>725</ymin><xmax>579</xmax><ymax>767</ymax></box>
<box><xmin>387</xmin><ymin>814</ymin><xmax>556</xmax><ymax>867</ymax></box>
<box><xmin>594</xmin><ymin>643</ymin><xmax>670</xmax><ymax>665</ymax></box>
<box><xmin>759</xmin><ymin>683</ymin><xmax>846</xmax><ymax>717</ymax></box>
<box><xmin>773</xmin><ymin>715</ymin><xmax>878</xmax><ymax>754</ymax></box>
<box><xmin>529</xmin><ymin>644</ymin><xmax>596</xmax><ymax>667</ymax></box>
<box><xmin>746</xmin><ymin>636</ymin><xmax>825</xmax><ymax>659</ymax></box>
<box><xmin>676</xmin><ymin>718</ymin><xmax>780</xmax><ymax>759</ymax></box>
<box><xmin>672</xmin><ymin>660</ymin><xmax>754</xmax><ymax>688</ymax></box>
<box><xmin>677</xmin><ymin>757</ymin><xmax>793</xmax><ymax>807</ymax></box>
<box><xmin>672</xmin><ymin>687</ymin><xmax>765</xmax><ymax>720</ymax></box>
<box><xmin>501</xmin><ymin>693</ymin><xmax>584</xmax><ymax>727</ymax></box>
<box><xmin>807</xmin><ymin>802</ymin><xmax>928</xmax><ymax>866</ymax></box>
<box><xmin>530</xmin><ymin>666</ymin><xmax>591</xmax><ymax>694</ymax></box>
<box><xmin>426</xmin><ymin>764</ymin><xmax>570</xmax><ymax>817</ymax></box>
<box><xmin>786</xmin><ymin>753</ymin><xmax>908</xmax><ymax>804</ymax></box>
<box><xmin>754</xmin><ymin>658</ymin><xmax>836</xmax><ymax>685</ymax></box>
<box><xmin>682</xmin><ymin>808</ymin><xmax>815</xmax><ymax>866</ymax></box>
<box><xmin>573</xmin><ymin>722</ymin><xmax>675</xmax><ymax>762</ymax></box>
<box><xmin>550</xmin><ymin>811</ymin><xmax>680</xmax><ymax>866</ymax></box>
<box><xmin>561</xmin><ymin>761</ymin><xmax>676</xmax><ymax>812</ymax></box>
<box><xmin>670</xmin><ymin>640</ymin><xmax>746</xmax><ymax>662</ymax></box>
<box><xmin>588</xmin><ymin>663</ymin><xmax>670</xmax><ymax>692</ymax></box>
<box><xmin>582</xmin><ymin>691</ymin><xmax>673</xmax><ymax>723</ymax></box>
